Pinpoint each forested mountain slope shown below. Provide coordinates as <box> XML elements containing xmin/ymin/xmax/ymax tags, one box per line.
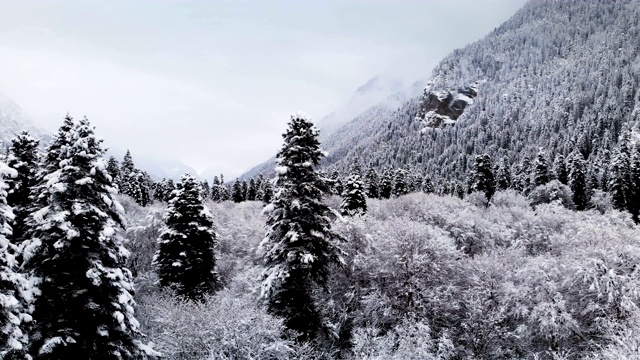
<box><xmin>318</xmin><ymin>0</ymin><xmax>640</xmax><ymax>183</ymax></box>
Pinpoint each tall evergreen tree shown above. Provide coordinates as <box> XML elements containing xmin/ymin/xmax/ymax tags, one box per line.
<box><xmin>5</xmin><ymin>131</ymin><xmax>40</xmax><ymax>243</ymax></box>
<box><xmin>153</xmin><ymin>174</ymin><xmax>220</xmax><ymax>301</ymax></box>
<box><xmin>470</xmin><ymin>154</ymin><xmax>496</xmax><ymax>201</ymax></box>
<box><xmin>119</xmin><ymin>150</ymin><xmax>136</xmax><ymax>198</ymax></box>
<box><xmin>259</xmin><ymin>113</ymin><xmax>343</xmax><ymax>342</ymax></box>
<box><xmin>241</xmin><ymin>180</ymin><xmax>249</xmax><ymax>201</ymax></box>
<box><xmin>364</xmin><ymin>167</ymin><xmax>380</xmax><ymax>199</ymax></box>
<box><xmin>232</xmin><ymin>179</ymin><xmax>243</xmax><ymax>203</ymax></box>
<box><xmin>340</xmin><ymin>172</ymin><xmax>367</xmax><ymax>216</ymax></box>
<box><xmin>392</xmin><ymin>169</ymin><xmax>408</xmax><ymax>197</ymax></box>
<box><xmin>533</xmin><ymin>149</ymin><xmax>550</xmax><ymax>187</ymax></box>
<box><xmin>106</xmin><ymin>156</ymin><xmax>121</xmax><ymax>188</ymax></box>
<box><xmin>261</xmin><ymin>179</ymin><xmax>273</xmax><ymax>204</ymax></box>
<box><xmin>330</xmin><ymin>170</ymin><xmax>343</xmax><ymax>196</ymax></box>
<box><xmin>247</xmin><ymin>178</ymin><xmax>257</xmax><ymax>201</ymax></box>
<box><xmin>495</xmin><ymin>155</ymin><xmax>512</xmax><ymax>191</ymax></box>
<box><xmin>22</xmin><ymin>118</ymin><xmax>153</xmax><ymax>359</ymax></box>
<box><xmin>608</xmin><ymin>138</ymin><xmax>631</xmax><ymax>211</ymax></box>
<box><xmin>379</xmin><ymin>169</ymin><xmax>393</xmax><ymax>199</ymax></box>
<box><xmin>0</xmin><ymin>162</ymin><xmax>31</xmax><ymax>358</ymax></box>
<box><xmin>569</xmin><ymin>151</ymin><xmax>589</xmax><ymax>211</ymax></box>
<box><xmin>422</xmin><ymin>177</ymin><xmax>435</xmax><ymax>194</ymax></box>
<box><xmin>552</xmin><ymin>154</ymin><xmax>568</xmax><ymax>185</ymax></box>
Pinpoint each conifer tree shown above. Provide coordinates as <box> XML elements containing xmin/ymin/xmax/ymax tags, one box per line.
<box><xmin>259</xmin><ymin>113</ymin><xmax>343</xmax><ymax>342</ymax></box>
<box><xmin>119</xmin><ymin>150</ymin><xmax>136</xmax><ymax>197</ymax></box>
<box><xmin>392</xmin><ymin>169</ymin><xmax>408</xmax><ymax>197</ymax></box>
<box><xmin>533</xmin><ymin>149</ymin><xmax>550</xmax><ymax>187</ymax></box>
<box><xmin>569</xmin><ymin>151</ymin><xmax>589</xmax><ymax>211</ymax></box>
<box><xmin>330</xmin><ymin>170</ymin><xmax>343</xmax><ymax>195</ymax></box>
<box><xmin>340</xmin><ymin>172</ymin><xmax>367</xmax><ymax>216</ymax></box>
<box><xmin>153</xmin><ymin>174</ymin><xmax>220</xmax><ymax>301</ymax></box>
<box><xmin>261</xmin><ymin>180</ymin><xmax>273</xmax><ymax>204</ymax></box>
<box><xmin>106</xmin><ymin>156</ymin><xmax>121</xmax><ymax>188</ymax></box>
<box><xmin>495</xmin><ymin>155</ymin><xmax>512</xmax><ymax>190</ymax></box>
<box><xmin>241</xmin><ymin>180</ymin><xmax>249</xmax><ymax>201</ymax></box>
<box><xmin>608</xmin><ymin>139</ymin><xmax>631</xmax><ymax>211</ymax></box>
<box><xmin>5</xmin><ymin>131</ymin><xmax>40</xmax><ymax>243</ymax></box>
<box><xmin>422</xmin><ymin>177</ymin><xmax>435</xmax><ymax>193</ymax></box>
<box><xmin>364</xmin><ymin>167</ymin><xmax>380</xmax><ymax>198</ymax></box>
<box><xmin>200</xmin><ymin>180</ymin><xmax>211</xmax><ymax>199</ymax></box>
<box><xmin>22</xmin><ymin>117</ymin><xmax>153</xmax><ymax>359</ymax></box>
<box><xmin>470</xmin><ymin>154</ymin><xmax>496</xmax><ymax>201</ymax></box>
<box><xmin>0</xmin><ymin>162</ymin><xmax>31</xmax><ymax>358</ymax></box>
<box><xmin>379</xmin><ymin>169</ymin><xmax>393</xmax><ymax>199</ymax></box>
<box><xmin>232</xmin><ymin>179</ymin><xmax>243</xmax><ymax>203</ymax></box>
<box><xmin>210</xmin><ymin>176</ymin><xmax>221</xmax><ymax>202</ymax></box>
<box><xmin>552</xmin><ymin>154</ymin><xmax>568</xmax><ymax>185</ymax></box>
<box><xmin>247</xmin><ymin>178</ymin><xmax>257</xmax><ymax>201</ymax></box>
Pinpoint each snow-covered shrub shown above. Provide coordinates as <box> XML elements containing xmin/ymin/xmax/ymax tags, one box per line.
<box><xmin>528</xmin><ymin>180</ymin><xmax>575</xmax><ymax>209</ymax></box>
<box><xmin>589</xmin><ymin>189</ymin><xmax>614</xmax><ymax>214</ymax></box>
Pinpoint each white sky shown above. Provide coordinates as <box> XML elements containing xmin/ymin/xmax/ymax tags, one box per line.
<box><xmin>0</xmin><ymin>0</ymin><xmax>526</xmax><ymax>178</ymax></box>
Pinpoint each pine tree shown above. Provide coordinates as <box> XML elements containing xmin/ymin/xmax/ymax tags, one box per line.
<box><xmin>106</xmin><ymin>156</ymin><xmax>121</xmax><ymax>188</ymax></box>
<box><xmin>232</xmin><ymin>179</ymin><xmax>243</xmax><ymax>203</ymax></box>
<box><xmin>552</xmin><ymin>154</ymin><xmax>568</xmax><ymax>185</ymax></box>
<box><xmin>247</xmin><ymin>178</ymin><xmax>257</xmax><ymax>201</ymax></box>
<box><xmin>200</xmin><ymin>180</ymin><xmax>211</xmax><ymax>199</ymax></box>
<box><xmin>364</xmin><ymin>167</ymin><xmax>380</xmax><ymax>198</ymax></box>
<box><xmin>261</xmin><ymin>179</ymin><xmax>273</xmax><ymax>204</ymax></box>
<box><xmin>340</xmin><ymin>172</ymin><xmax>367</xmax><ymax>216</ymax></box>
<box><xmin>495</xmin><ymin>155</ymin><xmax>512</xmax><ymax>191</ymax></box>
<box><xmin>5</xmin><ymin>131</ymin><xmax>40</xmax><ymax>243</ymax></box>
<box><xmin>470</xmin><ymin>154</ymin><xmax>496</xmax><ymax>201</ymax></box>
<box><xmin>241</xmin><ymin>180</ymin><xmax>248</xmax><ymax>201</ymax></box>
<box><xmin>569</xmin><ymin>151</ymin><xmax>589</xmax><ymax>211</ymax></box>
<box><xmin>608</xmin><ymin>139</ymin><xmax>631</xmax><ymax>211</ymax></box>
<box><xmin>392</xmin><ymin>169</ymin><xmax>408</xmax><ymax>197</ymax></box>
<box><xmin>379</xmin><ymin>169</ymin><xmax>393</xmax><ymax>199</ymax></box>
<box><xmin>153</xmin><ymin>174</ymin><xmax>220</xmax><ymax>301</ymax></box>
<box><xmin>259</xmin><ymin>113</ymin><xmax>343</xmax><ymax>342</ymax></box>
<box><xmin>533</xmin><ymin>149</ymin><xmax>550</xmax><ymax>187</ymax></box>
<box><xmin>422</xmin><ymin>177</ymin><xmax>435</xmax><ymax>193</ymax></box>
<box><xmin>330</xmin><ymin>170</ymin><xmax>343</xmax><ymax>195</ymax></box>
<box><xmin>0</xmin><ymin>162</ymin><xmax>31</xmax><ymax>358</ymax></box>
<box><xmin>119</xmin><ymin>150</ymin><xmax>136</xmax><ymax>198</ymax></box>
<box><xmin>22</xmin><ymin>117</ymin><xmax>153</xmax><ymax>359</ymax></box>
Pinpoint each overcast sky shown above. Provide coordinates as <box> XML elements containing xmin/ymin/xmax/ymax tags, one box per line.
<box><xmin>0</xmin><ymin>0</ymin><xmax>526</xmax><ymax>178</ymax></box>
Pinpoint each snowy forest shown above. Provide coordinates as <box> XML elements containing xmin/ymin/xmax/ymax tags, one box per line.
<box><xmin>2</xmin><ymin>0</ymin><xmax>640</xmax><ymax>359</ymax></box>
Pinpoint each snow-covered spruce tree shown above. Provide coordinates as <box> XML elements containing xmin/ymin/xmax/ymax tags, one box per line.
<box><xmin>5</xmin><ymin>131</ymin><xmax>40</xmax><ymax>243</ymax></box>
<box><xmin>470</xmin><ymin>154</ymin><xmax>496</xmax><ymax>201</ymax></box>
<box><xmin>392</xmin><ymin>169</ymin><xmax>408</xmax><ymax>197</ymax></box>
<box><xmin>0</xmin><ymin>162</ymin><xmax>32</xmax><ymax>359</ymax></box>
<box><xmin>379</xmin><ymin>169</ymin><xmax>393</xmax><ymax>199</ymax></box>
<box><xmin>259</xmin><ymin>113</ymin><xmax>343</xmax><ymax>342</ymax></box>
<box><xmin>364</xmin><ymin>167</ymin><xmax>380</xmax><ymax>199</ymax></box>
<box><xmin>22</xmin><ymin>118</ymin><xmax>155</xmax><ymax>359</ymax></box>
<box><xmin>106</xmin><ymin>156</ymin><xmax>121</xmax><ymax>189</ymax></box>
<box><xmin>231</xmin><ymin>179</ymin><xmax>243</xmax><ymax>203</ymax></box>
<box><xmin>340</xmin><ymin>172</ymin><xmax>367</xmax><ymax>216</ymax></box>
<box><xmin>533</xmin><ymin>149</ymin><xmax>550</xmax><ymax>187</ymax></box>
<box><xmin>247</xmin><ymin>178</ymin><xmax>257</xmax><ymax>201</ymax></box>
<box><xmin>568</xmin><ymin>151</ymin><xmax>588</xmax><ymax>211</ymax></box>
<box><xmin>552</xmin><ymin>154</ymin><xmax>568</xmax><ymax>185</ymax></box>
<box><xmin>422</xmin><ymin>177</ymin><xmax>435</xmax><ymax>194</ymax></box>
<box><xmin>495</xmin><ymin>155</ymin><xmax>512</xmax><ymax>191</ymax></box>
<box><xmin>210</xmin><ymin>176</ymin><xmax>221</xmax><ymax>202</ymax></box>
<box><xmin>153</xmin><ymin>173</ymin><xmax>220</xmax><ymax>301</ymax></box>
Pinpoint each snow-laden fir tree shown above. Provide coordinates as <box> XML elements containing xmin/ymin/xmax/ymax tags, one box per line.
<box><xmin>422</xmin><ymin>177</ymin><xmax>435</xmax><ymax>194</ymax></box>
<box><xmin>201</xmin><ymin>180</ymin><xmax>211</xmax><ymax>199</ymax></box>
<box><xmin>106</xmin><ymin>156</ymin><xmax>121</xmax><ymax>188</ymax></box>
<box><xmin>259</xmin><ymin>112</ymin><xmax>343</xmax><ymax>342</ymax></box>
<box><xmin>552</xmin><ymin>155</ymin><xmax>568</xmax><ymax>185</ymax></box>
<box><xmin>379</xmin><ymin>169</ymin><xmax>393</xmax><ymax>199</ymax></box>
<box><xmin>330</xmin><ymin>170</ymin><xmax>343</xmax><ymax>196</ymax></box>
<box><xmin>22</xmin><ymin>117</ymin><xmax>155</xmax><ymax>359</ymax></box>
<box><xmin>495</xmin><ymin>155</ymin><xmax>512</xmax><ymax>190</ymax></box>
<box><xmin>533</xmin><ymin>149</ymin><xmax>550</xmax><ymax>187</ymax></box>
<box><xmin>232</xmin><ymin>179</ymin><xmax>243</xmax><ymax>203</ymax></box>
<box><xmin>392</xmin><ymin>169</ymin><xmax>408</xmax><ymax>197</ymax></box>
<box><xmin>469</xmin><ymin>154</ymin><xmax>496</xmax><ymax>201</ymax></box>
<box><xmin>340</xmin><ymin>169</ymin><xmax>367</xmax><ymax>216</ymax></box>
<box><xmin>153</xmin><ymin>173</ymin><xmax>220</xmax><ymax>301</ymax></box>
<box><xmin>364</xmin><ymin>167</ymin><xmax>379</xmax><ymax>198</ymax></box>
<box><xmin>5</xmin><ymin>131</ymin><xmax>40</xmax><ymax>243</ymax></box>
<box><xmin>261</xmin><ymin>179</ymin><xmax>273</xmax><ymax>204</ymax></box>
<box><xmin>0</xmin><ymin>162</ymin><xmax>33</xmax><ymax>359</ymax></box>
<box><xmin>247</xmin><ymin>178</ymin><xmax>257</xmax><ymax>201</ymax></box>
<box><xmin>210</xmin><ymin>176</ymin><xmax>221</xmax><ymax>202</ymax></box>
<box><xmin>569</xmin><ymin>151</ymin><xmax>588</xmax><ymax>211</ymax></box>
<box><xmin>608</xmin><ymin>137</ymin><xmax>631</xmax><ymax>211</ymax></box>
<box><xmin>241</xmin><ymin>180</ymin><xmax>249</xmax><ymax>201</ymax></box>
